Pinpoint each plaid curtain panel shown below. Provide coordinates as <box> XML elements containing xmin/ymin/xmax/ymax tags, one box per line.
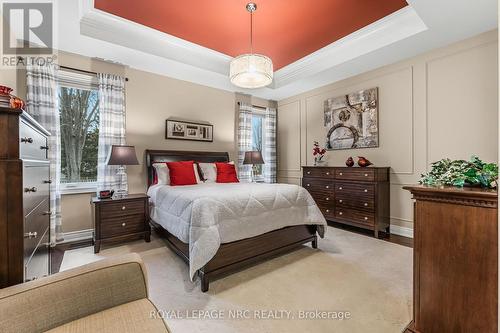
<box><xmin>263</xmin><ymin>107</ymin><xmax>277</xmax><ymax>183</ymax></box>
<box><xmin>26</xmin><ymin>64</ymin><xmax>63</xmax><ymax>244</ymax></box>
<box><xmin>237</xmin><ymin>103</ymin><xmax>253</xmax><ymax>182</ymax></box>
<box><xmin>97</xmin><ymin>74</ymin><xmax>126</xmax><ymax>192</ymax></box>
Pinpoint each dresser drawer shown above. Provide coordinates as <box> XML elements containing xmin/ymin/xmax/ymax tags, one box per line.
<box><xmin>100</xmin><ymin>200</ymin><xmax>146</xmax><ymax>219</ymax></box>
<box><xmin>335</xmin><ymin>168</ymin><xmax>375</xmax><ymax>181</ymax></box>
<box><xmin>25</xmin><ymin>228</ymin><xmax>49</xmax><ymax>282</ymax></box>
<box><xmin>335</xmin><ymin>182</ymin><xmax>375</xmax><ymax>197</ymax></box>
<box><xmin>317</xmin><ymin>205</ymin><xmax>335</xmax><ymax>220</ymax></box>
<box><xmin>334</xmin><ymin>208</ymin><xmax>375</xmax><ymax>226</ymax></box>
<box><xmin>336</xmin><ymin>197</ymin><xmax>375</xmax><ymax>211</ymax></box>
<box><xmin>303</xmin><ymin>167</ymin><xmax>335</xmax><ymax>179</ymax></box>
<box><xmin>20</xmin><ymin>120</ymin><xmax>49</xmax><ymax>160</ymax></box>
<box><xmin>24</xmin><ymin>198</ymin><xmax>50</xmax><ymax>261</ymax></box>
<box><xmin>302</xmin><ymin>178</ymin><xmax>334</xmax><ymax>192</ymax></box>
<box><xmin>100</xmin><ymin>214</ymin><xmax>146</xmax><ymax>239</ymax></box>
<box><xmin>23</xmin><ymin>162</ymin><xmax>50</xmax><ymax>216</ymax></box>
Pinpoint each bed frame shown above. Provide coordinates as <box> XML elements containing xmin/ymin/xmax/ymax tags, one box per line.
<box><xmin>145</xmin><ymin>149</ymin><xmax>318</xmax><ymax>292</ymax></box>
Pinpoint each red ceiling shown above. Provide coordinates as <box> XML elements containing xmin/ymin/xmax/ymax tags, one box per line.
<box><xmin>95</xmin><ymin>0</ymin><xmax>408</xmax><ymax>70</ymax></box>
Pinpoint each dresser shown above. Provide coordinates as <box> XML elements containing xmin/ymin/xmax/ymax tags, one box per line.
<box><xmin>92</xmin><ymin>194</ymin><xmax>151</xmax><ymax>253</ymax></box>
<box><xmin>302</xmin><ymin>166</ymin><xmax>390</xmax><ymax>237</ymax></box>
<box><xmin>0</xmin><ymin>107</ymin><xmax>51</xmax><ymax>288</ymax></box>
<box><xmin>403</xmin><ymin>185</ymin><xmax>497</xmax><ymax>333</ymax></box>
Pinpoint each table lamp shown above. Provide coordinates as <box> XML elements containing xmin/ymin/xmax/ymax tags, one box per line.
<box><xmin>243</xmin><ymin>150</ymin><xmax>265</xmax><ymax>182</ymax></box>
<box><xmin>106</xmin><ymin>145</ymin><xmax>139</xmax><ymax>197</ymax></box>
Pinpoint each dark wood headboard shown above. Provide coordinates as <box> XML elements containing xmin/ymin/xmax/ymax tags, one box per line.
<box><xmin>145</xmin><ymin>149</ymin><xmax>230</xmax><ymax>186</ymax></box>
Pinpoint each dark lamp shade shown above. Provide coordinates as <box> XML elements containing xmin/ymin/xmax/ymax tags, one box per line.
<box><xmin>243</xmin><ymin>151</ymin><xmax>264</xmax><ymax>165</ymax></box>
<box><xmin>106</xmin><ymin>145</ymin><xmax>140</xmax><ymax>166</ymax></box>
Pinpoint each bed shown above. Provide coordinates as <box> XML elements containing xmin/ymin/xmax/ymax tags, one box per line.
<box><xmin>146</xmin><ymin>150</ymin><xmax>326</xmax><ymax>292</ymax></box>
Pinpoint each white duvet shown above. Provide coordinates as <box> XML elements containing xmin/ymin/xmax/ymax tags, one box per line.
<box><xmin>148</xmin><ymin>182</ymin><xmax>326</xmax><ymax>279</ymax></box>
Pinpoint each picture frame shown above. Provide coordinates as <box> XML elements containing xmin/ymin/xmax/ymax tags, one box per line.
<box><xmin>165</xmin><ymin>119</ymin><xmax>214</xmax><ymax>142</ymax></box>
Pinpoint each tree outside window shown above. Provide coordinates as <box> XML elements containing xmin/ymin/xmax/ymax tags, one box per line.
<box><xmin>59</xmin><ymin>87</ymin><xmax>99</xmax><ymax>184</ymax></box>
<box><xmin>252</xmin><ymin>114</ymin><xmax>264</xmax><ymax>176</ymax></box>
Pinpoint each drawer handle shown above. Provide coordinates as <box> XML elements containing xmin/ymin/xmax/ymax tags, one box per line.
<box><xmin>306</xmin><ymin>184</ymin><xmax>310</xmax><ymax>187</ymax></box>
<box><xmin>364</xmin><ymin>189</ymin><xmax>368</xmax><ymax>193</ymax></box>
<box><xmin>339</xmin><ymin>199</ymin><xmax>343</xmax><ymax>203</ymax></box>
<box><xmin>325</xmin><ymin>197</ymin><xmax>330</xmax><ymax>201</ymax></box>
<box><xmin>121</xmin><ymin>206</ymin><xmax>126</xmax><ymax>210</ymax></box>
<box><xmin>325</xmin><ymin>185</ymin><xmax>329</xmax><ymax>189</ymax></box>
<box><xmin>339</xmin><ymin>172</ymin><xmax>343</xmax><ymax>176</ymax></box>
<box><xmin>326</xmin><ymin>172</ymin><xmax>330</xmax><ymax>175</ymax></box>
<box><xmin>122</xmin><ymin>222</ymin><xmax>126</xmax><ymax>227</ymax></box>
<box><xmin>339</xmin><ymin>187</ymin><xmax>343</xmax><ymax>190</ymax></box>
<box><xmin>42</xmin><ymin>211</ymin><xmax>52</xmax><ymax>216</ymax></box>
<box><xmin>40</xmin><ymin>146</ymin><xmax>49</xmax><ymax>150</ymax></box>
<box><xmin>43</xmin><ymin>180</ymin><xmax>52</xmax><ymax>184</ymax></box>
<box><xmin>24</xmin><ymin>231</ymin><xmax>38</xmax><ymax>239</ymax></box>
<box><xmin>21</xmin><ymin>137</ymin><xmax>33</xmax><ymax>143</ymax></box>
<box><xmin>364</xmin><ymin>173</ymin><xmax>368</xmax><ymax>177</ymax></box>
<box><xmin>339</xmin><ymin>212</ymin><xmax>343</xmax><ymax>216</ymax></box>
<box><xmin>24</xmin><ymin>187</ymin><xmax>37</xmax><ymax>193</ymax></box>
<box><xmin>364</xmin><ymin>203</ymin><xmax>368</xmax><ymax>207</ymax></box>
<box><xmin>307</xmin><ymin>171</ymin><xmax>311</xmax><ymax>175</ymax></box>
<box><xmin>326</xmin><ymin>209</ymin><xmax>330</xmax><ymax>213</ymax></box>
<box><xmin>364</xmin><ymin>217</ymin><xmax>368</xmax><ymax>220</ymax></box>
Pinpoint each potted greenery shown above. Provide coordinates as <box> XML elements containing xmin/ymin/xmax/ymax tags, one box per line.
<box><xmin>420</xmin><ymin>156</ymin><xmax>498</xmax><ymax>189</ymax></box>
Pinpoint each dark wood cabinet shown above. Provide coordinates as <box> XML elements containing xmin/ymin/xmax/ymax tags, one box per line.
<box><xmin>92</xmin><ymin>194</ymin><xmax>151</xmax><ymax>253</ymax></box>
<box><xmin>302</xmin><ymin>166</ymin><xmax>390</xmax><ymax>237</ymax></box>
<box><xmin>403</xmin><ymin>185</ymin><xmax>497</xmax><ymax>333</ymax></box>
<box><xmin>0</xmin><ymin>107</ymin><xmax>51</xmax><ymax>288</ymax></box>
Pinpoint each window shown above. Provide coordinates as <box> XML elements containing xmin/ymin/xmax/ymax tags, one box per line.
<box><xmin>251</xmin><ymin>111</ymin><xmax>265</xmax><ymax>178</ymax></box>
<box><xmin>58</xmin><ymin>71</ymin><xmax>99</xmax><ymax>193</ymax></box>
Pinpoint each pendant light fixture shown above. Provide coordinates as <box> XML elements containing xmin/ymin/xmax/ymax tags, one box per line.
<box><xmin>229</xmin><ymin>2</ymin><xmax>273</xmax><ymax>89</ymax></box>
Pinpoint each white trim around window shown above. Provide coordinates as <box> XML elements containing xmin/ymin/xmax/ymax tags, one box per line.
<box><xmin>60</xmin><ymin>182</ymin><xmax>97</xmax><ymax>195</ymax></box>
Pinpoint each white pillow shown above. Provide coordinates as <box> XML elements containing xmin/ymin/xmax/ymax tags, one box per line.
<box><xmin>153</xmin><ymin>162</ymin><xmax>202</xmax><ymax>185</ymax></box>
<box><xmin>152</xmin><ymin>163</ymin><xmax>170</xmax><ymax>185</ymax></box>
<box><xmin>199</xmin><ymin>161</ymin><xmax>235</xmax><ymax>183</ymax></box>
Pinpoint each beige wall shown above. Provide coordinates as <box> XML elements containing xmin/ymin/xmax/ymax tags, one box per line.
<box><xmin>277</xmin><ymin>30</ymin><xmax>499</xmax><ymax>232</ymax></box>
<box><xmin>58</xmin><ymin>52</ymin><xmax>243</xmax><ymax>233</ymax></box>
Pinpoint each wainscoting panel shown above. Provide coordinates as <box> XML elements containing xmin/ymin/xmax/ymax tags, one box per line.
<box><xmin>277</xmin><ymin>31</ymin><xmax>498</xmax><ymax>237</ymax></box>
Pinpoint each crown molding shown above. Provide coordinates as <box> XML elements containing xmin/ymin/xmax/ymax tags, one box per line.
<box><xmin>78</xmin><ymin>0</ymin><xmax>426</xmax><ymax>91</ymax></box>
<box><xmin>79</xmin><ymin>0</ymin><xmax>232</xmax><ymax>75</ymax></box>
<box><xmin>273</xmin><ymin>7</ymin><xmax>427</xmax><ymax>88</ymax></box>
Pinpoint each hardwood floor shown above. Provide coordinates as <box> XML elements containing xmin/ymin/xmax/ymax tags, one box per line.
<box><xmin>50</xmin><ymin>239</ymin><xmax>93</xmax><ymax>274</ymax></box>
<box><xmin>50</xmin><ymin>224</ymin><xmax>413</xmax><ymax>274</ymax></box>
<box><xmin>328</xmin><ymin>221</ymin><xmax>413</xmax><ymax>248</ymax></box>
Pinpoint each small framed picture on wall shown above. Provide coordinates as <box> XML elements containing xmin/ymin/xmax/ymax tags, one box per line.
<box><xmin>166</xmin><ymin>119</ymin><xmax>213</xmax><ymax>142</ymax></box>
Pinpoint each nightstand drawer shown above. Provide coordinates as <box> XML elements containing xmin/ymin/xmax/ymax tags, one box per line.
<box><xmin>100</xmin><ymin>214</ymin><xmax>145</xmax><ymax>238</ymax></box>
<box><xmin>100</xmin><ymin>200</ymin><xmax>145</xmax><ymax>218</ymax></box>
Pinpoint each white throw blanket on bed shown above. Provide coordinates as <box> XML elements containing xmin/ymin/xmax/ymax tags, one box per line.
<box><xmin>148</xmin><ymin>183</ymin><xmax>326</xmax><ymax>279</ymax></box>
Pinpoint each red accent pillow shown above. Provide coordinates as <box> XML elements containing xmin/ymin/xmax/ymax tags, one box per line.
<box><xmin>215</xmin><ymin>162</ymin><xmax>239</xmax><ymax>183</ymax></box>
<box><xmin>166</xmin><ymin>161</ymin><xmax>198</xmax><ymax>186</ymax></box>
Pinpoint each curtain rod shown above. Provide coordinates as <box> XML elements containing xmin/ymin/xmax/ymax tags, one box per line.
<box><xmin>237</xmin><ymin>101</ymin><xmax>266</xmax><ymax>110</ymax></box>
<box><xmin>59</xmin><ymin>65</ymin><xmax>129</xmax><ymax>82</ymax></box>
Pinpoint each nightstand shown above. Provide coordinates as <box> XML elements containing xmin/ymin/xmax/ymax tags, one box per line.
<box><xmin>91</xmin><ymin>194</ymin><xmax>151</xmax><ymax>253</ymax></box>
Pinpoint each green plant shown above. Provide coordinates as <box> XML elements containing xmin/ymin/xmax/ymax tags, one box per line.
<box><xmin>420</xmin><ymin>156</ymin><xmax>498</xmax><ymax>188</ymax></box>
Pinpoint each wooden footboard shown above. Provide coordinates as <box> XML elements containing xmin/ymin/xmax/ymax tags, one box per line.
<box><xmin>151</xmin><ymin>221</ymin><xmax>318</xmax><ymax>292</ymax></box>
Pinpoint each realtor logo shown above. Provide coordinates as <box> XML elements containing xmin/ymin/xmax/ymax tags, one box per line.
<box><xmin>2</xmin><ymin>1</ymin><xmax>53</xmax><ymax>55</ymax></box>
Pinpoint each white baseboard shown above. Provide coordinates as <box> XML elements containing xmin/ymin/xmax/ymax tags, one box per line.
<box><xmin>59</xmin><ymin>229</ymin><xmax>94</xmax><ymax>244</ymax></box>
<box><xmin>390</xmin><ymin>225</ymin><xmax>414</xmax><ymax>238</ymax></box>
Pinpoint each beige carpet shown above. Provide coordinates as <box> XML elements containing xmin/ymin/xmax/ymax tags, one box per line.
<box><xmin>61</xmin><ymin>226</ymin><xmax>412</xmax><ymax>333</ymax></box>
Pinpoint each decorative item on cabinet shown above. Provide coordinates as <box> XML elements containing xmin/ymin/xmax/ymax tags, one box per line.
<box><xmin>302</xmin><ymin>166</ymin><xmax>390</xmax><ymax>238</ymax></box>
<box><xmin>420</xmin><ymin>155</ymin><xmax>497</xmax><ymax>188</ymax></box>
<box><xmin>345</xmin><ymin>157</ymin><xmax>354</xmax><ymax>167</ymax></box>
<box><xmin>403</xmin><ymin>185</ymin><xmax>497</xmax><ymax>333</ymax></box>
<box><xmin>357</xmin><ymin>156</ymin><xmax>372</xmax><ymax>167</ymax></box>
<box><xmin>312</xmin><ymin>141</ymin><xmax>327</xmax><ymax>166</ymax></box>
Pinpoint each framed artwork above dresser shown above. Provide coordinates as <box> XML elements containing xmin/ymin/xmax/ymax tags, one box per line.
<box><xmin>302</xmin><ymin>166</ymin><xmax>390</xmax><ymax>238</ymax></box>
